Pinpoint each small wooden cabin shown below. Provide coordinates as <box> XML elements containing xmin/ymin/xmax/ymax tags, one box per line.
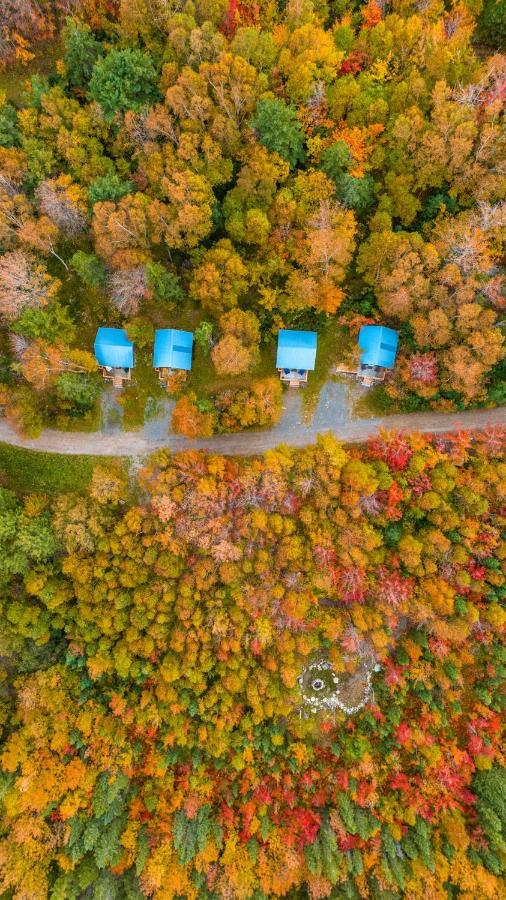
<box><xmin>94</xmin><ymin>327</ymin><xmax>134</xmax><ymax>388</ymax></box>
<box><xmin>153</xmin><ymin>329</ymin><xmax>193</xmax><ymax>383</ymax></box>
<box><xmin>276</xmin><ymin>330</ymin><xmax>317</xmax><ymax>387</ymax></box>
<box><xmin>357</xmin><ymin>325</ymin><xmax>398</xmax><ymax>386</ymax></box>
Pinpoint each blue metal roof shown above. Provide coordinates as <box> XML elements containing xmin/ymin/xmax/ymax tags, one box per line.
<box><xmin>94</xmin><ymin>328</ymin><xmax>134</xmax><ymax>369</ymax></box>
<box><xmin>358</xmin><ymin>325</ymin><xmax>398</xmax><ymax>369</ymax></box>
<box><xmin>153</xmin><ymin>329</ymin><xmax>193</xmax><ymax>370</ymax></box>
<box><xmin>276</xmin><ymin>330</ymin><xmax>317</xmax><ymax>371</ymax></box>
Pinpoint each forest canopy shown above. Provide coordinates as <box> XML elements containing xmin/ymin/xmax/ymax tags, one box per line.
<box><xmin>0</xmin><ymin>428</ymin><xmax>505</xmax><ymax>897</ymax></box>
<box><xmin>0</xmin><ymin>0</ymin><xmax>504</xmax><ymax>437</ymax></box>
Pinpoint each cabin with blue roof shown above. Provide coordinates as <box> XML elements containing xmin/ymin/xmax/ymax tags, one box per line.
<box><xmin>358</xmin><ymin>325</ymin><xmax>398</xmax><ymax>384</ymax></box>
<box><xmin>276</xmin><ymin>329</ymin><xmax>317</xmax><ymax>386</ymax></box>
<box><xmin>94</xmin><ymin>328</ymin><xmax>134</xmax><ymax>386</ymax></box>
<box><xmin>153</xmin><ymin>329</ymin><xmax>193</xmax><ymax>382</ymax></box>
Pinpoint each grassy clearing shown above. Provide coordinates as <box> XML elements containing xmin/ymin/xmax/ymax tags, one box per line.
<box><xmin>189</xmin><ymin>339</ymin><xmax>277</xmax><ymax>398</ymax></box>
<box><xmin>0</xmin><ymin>39</ymin><xmax>62</xmax><ymax>104</ymax></box>
<box><xmin>145</xmin><ymin>299</ymin><xmax>278</xmax><ymax>397</ymax></box>
<box><xmin>0</xmin><ymin>442</ymin><xmax>114</xmax><ymax>495</ymax></box>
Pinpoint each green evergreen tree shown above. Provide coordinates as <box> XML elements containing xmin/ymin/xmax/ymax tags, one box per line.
<box><xmin>70</xmin><ymin>251</ymin><xmax>107</xmax><ymax>288</ymax></box>
<box><xmin>146</xmin><ymin>262</ymin><xmax>184</xmax><ymax>304</ymax></box>
<box><xmin>477</xmin><ymin>0</ymin><xmax>506</xmax><ymax>48</ymax></box>
<box><xmin>55</xmin><ymin>373</ymin><xmax>100</xmax><ymax>414</ymax></box>
<box><xmin>251</xmin><ymin>99</ymin><xmax>305</xmax><ymax>168</ymax></box>
<box><xmin>89</xmin><ymin>49</ymin><xmax>159</xmax><ymax>120</ymax></box>
<box><xmin>0</xmin><ymin>102</ymin><xmax>19</xmax><ymax>148</ymax></box>
<box><xmin>63</xmin><ymin>19</ymin><xmax>102</xmax><ymax>89</ymax></box>
<box><xmin>473</xmin><ymin>766</ymin><xmax>506</xmax><ymax>873</ymax></box>
<box><xmin>14</xmin><ymin>304</ymin><xmax>76</xmax><ymax>345</ymax></box>
<box><xmin>88</xmin><ymin>174</ymin><xmax>134</xmax><ymax>206</ymax></box>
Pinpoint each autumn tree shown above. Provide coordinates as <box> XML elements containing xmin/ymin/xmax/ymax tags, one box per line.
<box><xmin>0</xmin><ymin>182</ymin><xmax>37</xmax><ymax>249</ymax></box>
<box><xmin>158</xmin><ymin>168</ymin><xmax>214</xmax><ymax>250</ymax></box>
<box><xmin>189</xmin><ymin>238</ymin><xmax>249</xmax><ymax>311</ymax></box>
<box><xmin>91</xmin><ymin>194</ymin><xmax>157</xmax><ymax>267</ymax></box>
<box><xmin>18</xmin><ymin>340</ymin><xmax>66</xmax><ymax>390</ymax></box>
<box><xmin>108</xmin><ymin>266</ymin><xmax>148</xmax><ymax>317</ymax></box>
<box><xmin>0</xmin><ymin>430</ymin><xmax>505</xmax><ymax>894</ymax></box>
<box><xmin>17</xmin><ymin>339</ymin><xmax>97</xmax><ymax>391</ymax></box>
<box><xmin>35</xmin><ymin>175</ymin><xmax>87</xmax><ymax>237</ymax></box>
<box><xmin>288</xmin><ymin>198</ymin><xmax>356</xmax><ymax>313</ymax></box>
<box><xmin>216</xmin><ymin>376</ymin><xmax>282</xmax><ymax>428</ymax></box>
<box><xmin>211</xmin><ymin>308</ymin><xmax>260</xmax><ymax>375</ymax></box>
<box><xmin>200</xmin><ymin>51</ymin><xmax>267</xmax><ymax>142</ymax></box>
<box><xmin>90</xmin><ymin>463</ymin><xmax>128</xmax><ymax>504</ymax></box>
<box><xmin>0</xmin><ymin>0</ymin><xmax>48</xmax><ymax>68</ymax></box>
<box><xmin>0</xmin><ymin>2</ymin><xmax>505</xmax><ymax>892</ymax></box>
<box><xmin>269</xmin><ymin>173</ymin><xmax>357</xmax><ymax>314</ymax></box>
<box><xmin>223</xmin><ymin>144</ymin><xmax>289</xmax><ymax>245</ymax></box>
<box><xmin>171</xmin><ymin>392</ymin><xmax>215</xmax><ymax>437</ymax></box>
<box><xmin>0</xmin><ymin>251</ymin><xmax>59</xmax><ymax>323</ymax></box>
<box><xmin>357</xmin><ymin>209</ymin><xmax>505</xmax><ymax>406</ymax></box>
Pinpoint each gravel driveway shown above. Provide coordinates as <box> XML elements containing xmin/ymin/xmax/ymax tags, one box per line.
<box><xmin>0</xmin><ymin>402</ymin><xmax>504</xmax><ymax>457</ymax></box>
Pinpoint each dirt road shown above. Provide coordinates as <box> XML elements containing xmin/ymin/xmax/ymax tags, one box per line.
<box><xmin>0</xmin><ymin>405</ymin><xmax>504</xmax><ymax>456</ymax></box>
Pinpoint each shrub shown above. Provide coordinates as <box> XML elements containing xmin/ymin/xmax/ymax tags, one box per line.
<box><xmin>171</xmin><ymin>393</ymin><xmax>215</xmax><ymax>437</ymax></box>
<box><xmin>55</xmin><ymin>372</ymin><xmax>100</xmax><ymax>414</ymax></box>
<box><xmin>215</xmin><ymin>377</ymin><xmax>282</xmax><ymax>430</ymax></box>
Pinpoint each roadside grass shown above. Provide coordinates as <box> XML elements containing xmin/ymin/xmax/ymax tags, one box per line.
<box><xmin>353</xmin><ymin>384</ymin><xmax>398</xmax><ymax>418</ymax></box>
<box><xmin>0</xmin><ymin>442</ymin><xmax>114</xmax><ymax>494</ymax></box>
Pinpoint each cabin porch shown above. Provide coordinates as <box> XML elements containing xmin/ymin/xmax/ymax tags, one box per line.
<box><xmin>279</xmin><ymin>367</ymin><xmax>309</xmax><ymax>387</ymax></box>
<box><xmin>156</xmin><ymin>366</ymin><xmax>188</xmax><ymax>385</ymax></box>
<box><xmin>100</xmin><ymin>366</ymin><xmax>132</xmax><ymax>388</ymax></box>
<box><xmin>358</xmin><ymin>364</ymin><xmax>387</xmax><ymax>386</ymax></box>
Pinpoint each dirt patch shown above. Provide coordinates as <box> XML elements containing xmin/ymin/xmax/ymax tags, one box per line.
<box><xmin>335</xmin><ymin>667</ymin><xmax>373</xmax><ymax>712</ymax></box>
<box><xmin>297</xmin><ymin>654</ymin><xmax>377</xmax><ymax>717</ymax></box>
